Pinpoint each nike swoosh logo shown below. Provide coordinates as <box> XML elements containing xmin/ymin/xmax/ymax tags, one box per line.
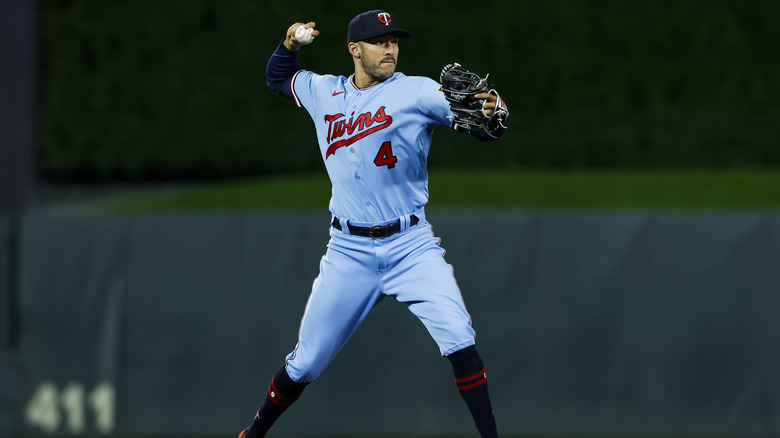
<box><xmin>332</xmin><ymin>91</ymin><xmax>345</xmax><ymax>96</ymax></box>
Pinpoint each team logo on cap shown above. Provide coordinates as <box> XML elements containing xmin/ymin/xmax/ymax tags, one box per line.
<box><xmin>377</xmin><ymin>12</ymin><xmax>392</xmax><ymax>25</ymax></box>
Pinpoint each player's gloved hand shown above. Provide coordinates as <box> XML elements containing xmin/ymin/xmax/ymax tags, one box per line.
<box><xmin>284</xmin><ymin>22</ymin><xmax>319</xmax><ymax>51</ymax></box>
<box><xmin>440</xmin><ymin>63</ymin><xmax>509</xmax><ymax>138</ymax></box>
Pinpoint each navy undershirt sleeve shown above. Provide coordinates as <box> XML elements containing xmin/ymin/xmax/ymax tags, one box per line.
<box><xmin>265</xmin><ymin>40</ymin><xmax>302</xmax><ymax>100</ymax></box>
<box><xmin>469</xmin><ymin>124</ymin><xmax>506</xmax><ymax>141</ymax></box>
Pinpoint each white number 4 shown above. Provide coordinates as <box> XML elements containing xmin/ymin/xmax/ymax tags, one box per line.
<box><xmin>25</xmin><ymin>381</ymin><xmax>115</xmax><ymax>434</ymax></box>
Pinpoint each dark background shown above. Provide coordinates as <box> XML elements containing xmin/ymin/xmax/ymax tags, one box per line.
<box><xmin>34</xmin><ymin>0</ymin><xmax>780</xmax><ymax>181</ymax></box>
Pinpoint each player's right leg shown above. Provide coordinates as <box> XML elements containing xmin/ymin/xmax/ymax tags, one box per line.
<box><xmin>242</xmin><ymin>231</ymin><xmax>382</xmax><ymax>438</ymax></box>
<box><xmin>242</xmin><ymin>365</ymin><xmax>307</xmax><ymax>438</ymax></box>
<box><xmin>284</xmin><ymin>231</ymin><xmax>384</xmax><ymax>382</ymax></box>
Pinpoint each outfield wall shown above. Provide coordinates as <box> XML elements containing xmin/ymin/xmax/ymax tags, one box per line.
<box><xmin>2</xmin><ymin>211</ymin><xmax>780</xmax><ymax>437</ymax></box>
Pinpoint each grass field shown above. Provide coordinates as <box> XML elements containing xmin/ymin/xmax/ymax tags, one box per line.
<box><xmin>91</xmin><ymin>168</ymin><xmax>780</xmax><ymax>214</ymax></box>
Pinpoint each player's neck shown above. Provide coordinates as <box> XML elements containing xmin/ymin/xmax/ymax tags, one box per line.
<box><xmin>352</xmin><ymin>71</ymin><xmax>388</xmax><ymax>89</ymax></box>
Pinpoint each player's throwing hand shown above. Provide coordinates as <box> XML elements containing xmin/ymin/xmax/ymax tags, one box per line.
<box><xmin>284</xmin><ymin>22</ymin><xmax>318</xmax><ymax>51</ymax></box>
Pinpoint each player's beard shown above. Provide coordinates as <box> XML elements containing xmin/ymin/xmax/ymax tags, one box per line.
<box><xmin>362</xmin><ymin>56</ymin><xmax>396</xmax><ymax>83</ymax></box>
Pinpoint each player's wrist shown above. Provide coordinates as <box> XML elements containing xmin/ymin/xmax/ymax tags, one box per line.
<box><xmin>485</xmin><ymin>89</ymin><xmax>509</xmax><ymax>133</ymax></box>
<box><xmin>282</xmin><ymin>39</ymin><xmax>301</xmax><ymax>52</ymax></box>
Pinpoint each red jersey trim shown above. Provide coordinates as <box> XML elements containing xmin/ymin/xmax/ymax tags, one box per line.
<box><xmin>291</xmin><ymin>70</ymin><xmax>303</xmax><ymax>107</ymax></box>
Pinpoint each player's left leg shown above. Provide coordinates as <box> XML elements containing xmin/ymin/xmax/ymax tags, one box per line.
<box><xmin>384</xmin><ymin>223</ymin><xmax>499</xmax><ymax>437</ymax></box>
<box><xmin>447</xmin><ymin>345</ymin><xmax>499</xmax><ymax>438</ymax></box>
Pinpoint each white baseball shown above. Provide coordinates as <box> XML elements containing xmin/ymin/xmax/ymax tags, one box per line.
<box><xmin>295</xmin><ymin>25</ymin><xmax>315</xmax><ymax>45</ymax></box>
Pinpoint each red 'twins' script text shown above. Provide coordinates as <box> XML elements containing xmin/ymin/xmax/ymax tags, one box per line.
<box><xmin>324</xmin><ymin>107</ymin><xmax>392</xmax><ymax>158</ymax></box>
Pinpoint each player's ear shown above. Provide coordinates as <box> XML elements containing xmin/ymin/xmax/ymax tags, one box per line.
<box><xmin>348</xmin><ymin>42</ymin><xmax>361</xmax><ymax>58</ymax></box>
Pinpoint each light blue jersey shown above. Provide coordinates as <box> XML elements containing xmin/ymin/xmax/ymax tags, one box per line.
<box><xmin>263</xmin><ymin>42</ymin><xmax>494</xmax><ymax>385</ymax></box>
<box><xmin>280</xmin><ymin>70</ymin><xmax>477</xmax><ymax>384</ymax></box>
<box><xmin>291</xmin><ymin>71</ymin><xmax>453</xmax><ymax>224</ymax></box>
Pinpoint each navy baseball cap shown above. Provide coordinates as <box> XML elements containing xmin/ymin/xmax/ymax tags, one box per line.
<box><xmin>347</xmin><ymin>10</ymin><xmax>410</xmax><ymax>43</ymax></box>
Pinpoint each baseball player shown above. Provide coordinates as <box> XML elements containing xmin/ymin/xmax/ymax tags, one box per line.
<box><xmin>239</xmin><ymin>10</ymin><xmax>509</xmax><ymax>438</ymax></box>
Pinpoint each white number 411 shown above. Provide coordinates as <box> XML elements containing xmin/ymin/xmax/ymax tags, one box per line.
<box><xmin>25</xmin><ymin>381</ymin><xmax>115</xmax><ymax>434</ymax></box>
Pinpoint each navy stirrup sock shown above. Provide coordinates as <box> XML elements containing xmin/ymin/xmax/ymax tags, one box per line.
<box><xmin>246</xmin><ymin>366</ymin><xmax>307</xmax><ymax>438</ymax></box>
<box><xmin>448</xmin><ymin>345</ymin><xmax>499</xmax><ymax>438</ymax></box>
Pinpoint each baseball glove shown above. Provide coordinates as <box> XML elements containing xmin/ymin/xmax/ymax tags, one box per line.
<box><xmin>440</xmin><ymin>63</ymin><xmax>509</xmax><ymax>137</ymax></box>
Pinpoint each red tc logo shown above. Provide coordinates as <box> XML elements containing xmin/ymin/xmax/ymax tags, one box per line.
<box><xmin>377</xmin><ymin>12</ymin><xmax>392</xmax><ymax>25</ymax></box>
